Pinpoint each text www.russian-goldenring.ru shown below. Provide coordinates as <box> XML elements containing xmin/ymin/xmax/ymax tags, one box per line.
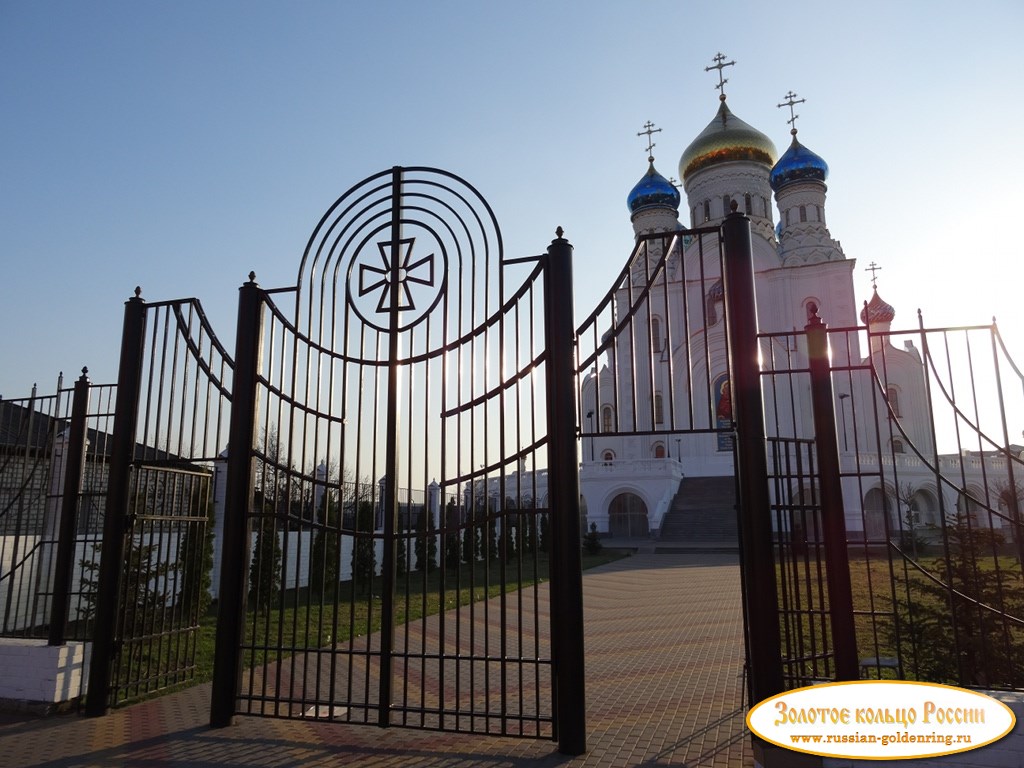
<box><xmin>790</xmin><ymin>732</ymin><xmax>972</xmax><ymax>747</ymax></box>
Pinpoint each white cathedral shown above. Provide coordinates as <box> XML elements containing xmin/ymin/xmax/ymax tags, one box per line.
<box><xmin>532</xmin><ymin>59</ymin><xmax>1014</xmax><ymax>546</ymax></box>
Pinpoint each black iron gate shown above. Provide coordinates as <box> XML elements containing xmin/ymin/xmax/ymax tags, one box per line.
<box><xmin>209</xmin><ymin>168</ymin><xmax>585</xmax><ymax>752</ymax></box>
<box><xmin>86</xmin><ymin>296</ymin><xmax>234</xmax><ymax>712</ymax></box>
<box><xmin>572</xmin><ymin>212</ymin><xmax>783</xmax><ymax>705</ymax></box>
<box><xmin>760</xmin><ymin>304</ymin><xmax>1024</xmax><ymax>693</ymax></box>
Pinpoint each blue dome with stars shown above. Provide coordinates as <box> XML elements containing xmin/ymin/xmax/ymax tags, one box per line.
<box><xmin>627</xmin><ymin>162</ymin><xmax>680</xmax><ymax>214</ymax></box>
<box><xmin>770</xmin><ymin>135</ymin><xmax>829</xmax><ymax>191</ymax></box>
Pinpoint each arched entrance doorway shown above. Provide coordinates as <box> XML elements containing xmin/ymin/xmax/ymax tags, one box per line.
<box><xmin>609</xmin><ymin>492</ymin><xmax>649</xmax><ymax>538</ymax></box>
<box><xmin>863</xmin><ymin>487</ymin><xmax>891</xmax><ymax>542</ymax></box>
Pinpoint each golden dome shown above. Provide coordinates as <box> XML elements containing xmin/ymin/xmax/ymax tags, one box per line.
<box><xmin>679</xmin><ymin>100</ymin><xmax>777</xmax><ymax>182</ymax></box>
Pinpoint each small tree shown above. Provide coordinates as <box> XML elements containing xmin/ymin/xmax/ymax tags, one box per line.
<box><xmin>79</xmin><ymin>538</ymin><xmax>171</xmax><ymax>635</ymax></box>
<box><xmin>895</xmin><ymin>482</ymin><xmax>925</xmax><ymax>559</ymax></box>
<box><xmin>396</xmin><ymin>529</ymin><xmax>408</xmax><ymax>577</ymax></box>
<box><xmin>351</xmin><ymin>500</ymin><xmax>376</xmax><ymax>595</ymax></box>
<box><xmin>522</xmin><ymin>509</ymin><xmax>537</xmax><ymax>555</ymax></box>
<box><xmin>502</xmin><ymin>516</ymin><xmax>518</xmax><ymax>562</ymax></box>
<box><xmin>462</xmin><ymin>513</ymin><xmax>476</xmax><ymax>565</ymax></box>
<box><xmin>249</xmin><ymin>505</ymin><xmax>282</xmax><ymax>613</ymax></box>
<box><xmin>444</xmin><ymin>499</ymin><xmax>461</xmax><ymax>571</ymax></box>
<box><xmin>310</xmin><ymin>487</ymin><xmax>341</xmax><ymax>600</ymax></box>
<box><xmin>488</xmin><ymin>507</ymin><xmax>499</xmax><ymax>562</ymax></box>
<box><xmin>583</xmin><ymin>522</ymin><xmax>603</xmax><ymax>555</ymax></box>
<box><xmin>891</xmin><ymin>510</ymin><xmax>1024</xmax><ymax>687</ymax></box>
<box><xmin>177</xmin><ymin>488</ymin><xmax>216</xmax><ymax>620</ymax></box>
<box><xmin>415</xmin><ymin>508</ymin><xmax>438</xmax><ymax>574</ymax></box>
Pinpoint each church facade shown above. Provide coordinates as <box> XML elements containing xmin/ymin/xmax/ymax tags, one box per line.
<box><xmin>565</xmin><ymin>61</ymin><xmax>1015</xmax><ymax>546</ymax></box>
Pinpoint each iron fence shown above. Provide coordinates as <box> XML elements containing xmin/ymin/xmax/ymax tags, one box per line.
<box><xmin>760</xmin><ymin>311</ymin><xmax>1024</xmax><ymax>691</ymax></box>
<box><xmin>0</xmin><ymin>374</ymin><xmax>115</xmax><ymax>642</ymax></box>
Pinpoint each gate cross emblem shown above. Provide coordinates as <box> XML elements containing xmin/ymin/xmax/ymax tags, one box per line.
<box><xmin>359</xmin><ymin>237</ymin><xmax>435</xmax><ymax>314</ymax></box>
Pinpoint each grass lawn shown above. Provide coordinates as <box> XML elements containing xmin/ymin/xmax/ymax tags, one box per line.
<box><xmin>778</xmin><ymin>547</ymin><xmax>1024</xmax><ymax>688</ymax></box>
<box><xmin>121</xmin><ymin>547</ymin><xmax>628</xmax><ymax>706</ymax></box>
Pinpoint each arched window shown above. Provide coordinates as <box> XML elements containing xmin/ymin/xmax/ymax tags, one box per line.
<box><xmin>692</xmin><ymin>207</ymin><xmax>698</xmax><ymax>227</ymax></box>
<box><xmin>799</xmin><ymin>205</ymin><xmax>807</xmax><ymax>222</ymax></box>
<box><xmin>887</xmin><ymin>386</ymin><xmax>901</xmax><ymax>417</ymax></box>
<box><xmin>785</xmin><ymin>209</ymin><xmax>791</xmax><ymax>226</ymax></box>
<box><xmin>891</xmin><ymin>438</ymin><xmax>905</xmax><ymax>454</ymax></box>
<box><xmin>653</xmin><ymin>443</ymin><xmax>666</xmax><ymax>458</ymax></box>
<box><xmin>863</xmin><ymin>487</ymin><xmax>892</xmax><ymax>542</ymax></box>
<box><xmin>654</xmin><ymin>392</ymin><xmax>664</xmax><ymax>424</ymax></box>
<box><xmin>703</xmin><ymin>200</ymin><xmax>711</xmax><ymax>222</ymax></box>
<box><xmin>816</xmin><ymin>205</ymin><xmax>822</xmax><ymax>222</ymax></box>
<box><xmin>763</xmin><ymin>197</ymin><xmax>770</xmax><ymax>216</ymax></box>
<box><xmin>723</xmin><ymin>194</ymin><xmax>732</xmax><ymax>214</ymax></box>
<box><xmin>651</xmin><ymin>317</ymin><xmax>662</xmax><ymax>353</ymax></box>
<box><xmin>602</xmin><ymin>450</ymin><xmax>615</xmax><ymax>463</ymax></box>
<box><xmin>705</xmin><ymin>293</ymin><xmax>718</xmax><ymax>327</ymax></box>
<box><xmin>744</xmin><ymin>193</ymin><xmax>752</xmax><ymax>214</ymax></box>
<box><xmin>602</xmin><ymin>405</ymin><xmax>614</xmax><ymax>432</ymax></box>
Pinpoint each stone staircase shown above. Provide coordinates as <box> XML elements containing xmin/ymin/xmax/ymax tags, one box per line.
<box><xmin>656</xmin><ymin>476</ymin><xmax>739</xmax><ymax>553</ymax></box>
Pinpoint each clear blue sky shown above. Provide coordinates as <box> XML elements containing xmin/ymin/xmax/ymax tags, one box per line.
<box><xmin>2</xmin><ymin>1</ymin><xmax>1023</xmax><ymax>400</ymax></box>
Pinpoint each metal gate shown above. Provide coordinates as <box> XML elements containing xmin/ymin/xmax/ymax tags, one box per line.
<box><xmin>572</xmin><ymin>214</ymin><xmax>785</xmax><ymax>703</ymax></box>
<box><xmin>209</xmin><ymin>168</ymin><xmax>585</xmax><ymax>752</ymax></box>
<box><xmin>105</xmin><ymin>464</ymin><xmax>213</xmax><ymax>704</ymax></box>
<box><xmin>86</xmin><ymin>296</ymin><xmax>234</xmax><ymax>712</ymax></box>
<box><xmin>759</xmin><ymin>306</ymin><xmax>1024</xmax><ymax>693</ymax></box>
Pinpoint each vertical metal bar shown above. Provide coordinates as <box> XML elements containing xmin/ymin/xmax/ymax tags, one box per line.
<box><xmin>210</xmin><ymin>275</ymin><xmax>265</xmax><ymax>728</ymax></box>
<box><xmin>86</xmin><ymin>290</ymin><xmax>147</xmax><ymax>717</ymax></box>
<box><xmin>543</xmin><ymin>229</ymin><xmax>586</xmax><ymax>756</ymax></box>
<box><xmin>805</xmin><ymin>312</ymin><xmax>859</xmax><ymax>680</ymax></box>
<box><xmin>4</xmin><ymin>385</ymin><xmax>38</xmax><ymax>636</ymax></box>
<box><xmin>48</xmin><ymin>368</ymin><xmax>91</xmax><ymax>645</ymax></box>
<box><xmin>377</xmin><ymin>166</ymin><xmax>403</xmax><ymax>726</ymax></box>
<box><xmin>720</xmin><ymin>209</ymin><xmax>784</xmax><ymax>703</ymax></box>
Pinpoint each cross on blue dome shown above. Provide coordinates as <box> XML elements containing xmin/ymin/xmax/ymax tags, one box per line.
<box><xmin>770</xmin><ymin>91</ymin><xmax>828</xmax><ymax>191</ymax></box>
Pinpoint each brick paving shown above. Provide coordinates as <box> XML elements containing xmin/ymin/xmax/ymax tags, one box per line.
<box><xmin>0</xmin><ymin>553</ymin><xmax>753</xmax><ymax>767</ymax></box>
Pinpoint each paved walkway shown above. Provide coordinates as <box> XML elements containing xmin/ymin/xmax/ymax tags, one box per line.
<box><xmin>1</xmin><ymin>553</ymin><xmax>752</xmax><ymax>767</ymax></box>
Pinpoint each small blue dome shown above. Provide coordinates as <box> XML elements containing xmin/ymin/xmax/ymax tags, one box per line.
<box><xmin>627</xmin><ymin>162</ymin><xmax>680</xmax><ymax>214</ymax></box>
<box><xmin>770</xmin><ymin>135</ymin><xmax>828</xmax><ymax>192</ymax></box>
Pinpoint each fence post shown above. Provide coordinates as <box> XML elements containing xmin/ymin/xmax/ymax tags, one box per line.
<box><xmin>210</xmin><ymin>274</ymin><xmax>265</xmax><ymax>728</ymax></box>
<box><xmin>376</xmin><ymin>167</ymin><xmax>405</xmax><ymax>727</ymax></box>
<box><xmin>720</xmin><ymin>207</ymin><xmax>784</xmax><ymax>704</ymax></box>
<box><xmin>85</xmin><ymin>290</ymin><xmax>147</xmax><ymax>716</ymax></box>
<box><xmin>48</xmin><ymin>368</ymin><xmax>90</xmax><ymax>646</ymax></box>
<box><xmin>544</xmin><ymin>228</ymin><xmax>586</xmax><ymax>756</ymax></box>
<box><xmin>805</xmin><ymin>307</ymin><xmax>859</xmax><ymax>680</ymax></box>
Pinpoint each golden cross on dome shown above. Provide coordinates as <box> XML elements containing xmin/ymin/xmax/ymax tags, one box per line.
<box><xmin>866</xmin><ymin>261</ymin><xmax>882</xmax><ymax>289</ymax></box>
<box><xmin>777</xmin><ymin>90</ymin><xmax>806</xmax><ymax>135</ymax></box>
<box><xmin>705</xmin><ymin>52</ymin><xmax>735</xmax><ymax>100</ymax></box>
<box><xmin>637</xmin><ymin>120</ymin><xmax>661</xmax><ymax>162</ymax></box>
